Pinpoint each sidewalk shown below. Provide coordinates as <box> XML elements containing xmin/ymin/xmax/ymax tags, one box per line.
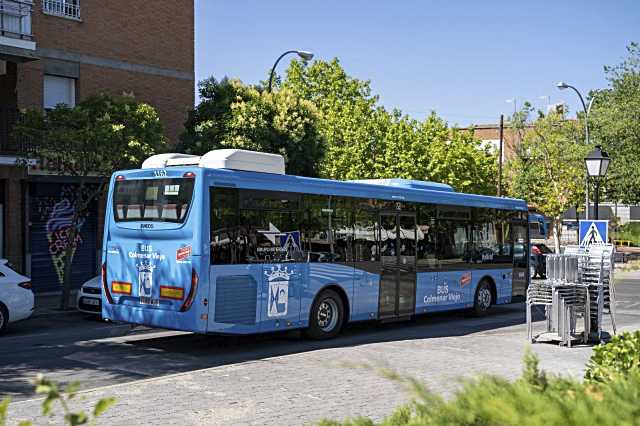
<box><xmin>33</xmin><ymin>291</ymin><xmax>80</xmax><ymax>318</ymax></box>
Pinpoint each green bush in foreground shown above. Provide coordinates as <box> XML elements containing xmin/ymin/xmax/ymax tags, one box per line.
<box><xmin>0</xmin><ymin>375</ymin><xmax>115</xmax><ymax>426</ymax></box>
<box><xmin>321</xmin><ymin>349</ymin><xmax>640</xmax><ymax>426</ymax></box>
<box><xmin>585</xmin><ymin>330</ymin><xmax>640</xmax><ymax>383</ymax></box>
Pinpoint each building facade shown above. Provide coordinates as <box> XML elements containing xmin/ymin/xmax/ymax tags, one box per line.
<box><xmin>457</xmin><ymin>122</ymin><xmax>533</xmax><ymax>163</ymax></box>
<box><xmin>0</xmin><ymin>0</ymin><xmax>194</xmax><ymax>291</ymax></box>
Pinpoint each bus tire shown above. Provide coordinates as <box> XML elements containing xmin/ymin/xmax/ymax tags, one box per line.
<box><xmin>305</xmin><ymin>289</ymin><xmax>344</xmax><ymax>340</ymax></box>
<box><xmin>473</xmin><ymin>280</ymin><xmax>493</xmax><ymax>316</ymax></box>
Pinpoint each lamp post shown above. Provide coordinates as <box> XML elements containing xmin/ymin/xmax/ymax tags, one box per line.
<box><xmin>584</xmin><ymin>145</ymin><xmax>611</xmax><ymax>220</ymax></box>
<box><xmin>556</xmin><ymin>81</ymin><xmax>592</xmax><ymax>220</ymax></box>
<box><xmin>267</xmin><ymin>50</ymin><xmax>314</xmax><ymax>93</ymax></box>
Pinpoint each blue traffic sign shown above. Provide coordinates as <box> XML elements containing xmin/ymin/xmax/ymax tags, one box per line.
<box><xmin>579</xmin><ymin>220</ymin><xmax>609</xmax><ymax>246</ymax></box>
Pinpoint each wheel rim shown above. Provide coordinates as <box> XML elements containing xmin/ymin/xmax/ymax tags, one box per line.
<box><xmin>317</xmin><ymin>298</ymin><xmax>339</xmax><ymax>332</ymax></box>
<box><xmin>0</xmin><ymin>309</ymin><xmax>5</xmax><ymax>328</ymax></box>
<box><xmin>477</xmin><ymin>287</ymin><xmax>492</xmax><ymax>310</ymax></box>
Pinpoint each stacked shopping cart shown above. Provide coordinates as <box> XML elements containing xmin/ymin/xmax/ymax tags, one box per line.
<box><xmin>526</xmin><ymin>244</ymin><xmax>617</xmax><ymax>346</ymax></box>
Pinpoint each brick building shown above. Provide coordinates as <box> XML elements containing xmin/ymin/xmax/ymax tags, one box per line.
<box><xmin>457</xmin><ymin>122</ymin><xmax>534</xmax><ymax>162</ymax></box>
<box><xmin>0</xmin><ymin>0</ymin><xmax>194</xmax><ymax>291</ymax></box>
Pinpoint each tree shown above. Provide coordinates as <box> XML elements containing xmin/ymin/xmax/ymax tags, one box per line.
<box><xmin>590</xmin><ymin>42</ymin><xmax>640</xmax><ymax>204</ymax></box>
<box><xmin>15</xmin><ymin>94</ymin><xmax>167</xmax><ymax>308</ymax></box>
<box><xmin>179</xmin><ymin>77</ymin><xmax>325</xmax><ymax>177</ymax></box>
<box><xmin>284</xmin><ymin>59</ymin><xmax>497</xmax><ymax>193</ymax></box>
<box><xmin>506</xmin><ymin>111</ymin><xmax>588</xmax><ymax>252</ymax></box>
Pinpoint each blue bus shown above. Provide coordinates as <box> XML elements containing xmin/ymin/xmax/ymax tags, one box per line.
<box><xmin>102</xmin><ymin>149</ymin><xmax>529</xmax><ymax>339</ymax></box>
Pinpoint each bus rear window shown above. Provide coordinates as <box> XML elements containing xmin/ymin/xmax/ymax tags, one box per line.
<box><xmin>113</xmin><ymin>178</ymin><xmax>195</xmax><ymax>223</ymax></box>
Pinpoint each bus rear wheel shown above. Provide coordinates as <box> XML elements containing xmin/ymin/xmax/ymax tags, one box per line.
<box><xmin>305</xmin><ymin>289</ymin><xmax>344</xmax><ymax>340</ymax></box>
<box><xmin>473</xmin><ymin>280</ymin><xmax>493</xmax><ymax>316</ymax></box>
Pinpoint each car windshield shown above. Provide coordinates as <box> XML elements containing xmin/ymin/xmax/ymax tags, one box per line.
<box><xmin>113</xmin><ymin>178</ymin><xmax>195</xmax><ymax>223</ymax></box>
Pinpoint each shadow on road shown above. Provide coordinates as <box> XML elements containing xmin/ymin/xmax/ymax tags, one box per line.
<box><xmin>1</xmin><ymin>302</ymin><xmax>544</xmax><ymax>400</ymax></box>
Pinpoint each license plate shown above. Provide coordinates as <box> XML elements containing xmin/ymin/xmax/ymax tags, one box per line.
<box><xmin>83</xmin><ymin>298</ymin><xmax>100</xmax><ymax>306</ymax></box>
<box><xmin>139</xmin><ymin>297</ymin><xmax>160</xmax><ymax>306</ymax></box>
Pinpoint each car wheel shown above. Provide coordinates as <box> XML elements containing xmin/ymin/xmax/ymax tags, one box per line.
<box><xmin>0</xmin><ymin>303</ymin><xmax>8</xmax><ymax>335</ymax></box>
<box><xmin>305</xmin><ymin>289</ymin><xmax>345</xmax><ymax>340</ymax></box>
<box><xmin>473</xmin><ymin>280</ymin><xmax>493</xmax><ymax>316</ymax></box>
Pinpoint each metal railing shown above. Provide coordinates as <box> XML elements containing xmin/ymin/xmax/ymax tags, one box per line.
<box><xmin>0</xmin><ymin>0</ymin><xmax>33</xmax><ymax>39</ymax></box>
<box><xmin>42</xmin><ymin>0</ymin><xmax>79</xmax><ymax>20</ymax></box>
<box><xmin>0</xmin><ymin>107</ymin><xmax>32</xmax><ymax>154</ymax></box>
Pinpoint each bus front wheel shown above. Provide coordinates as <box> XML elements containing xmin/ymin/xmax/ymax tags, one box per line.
<box><xmin>305</xmin><ymin>289</ymin><xmax>344</xmax><ymax>340</ymax></box>
<box><xmin>473</xmin><ymin>280</ymin><xmax>493</xmax><ymax>316</ymax></box>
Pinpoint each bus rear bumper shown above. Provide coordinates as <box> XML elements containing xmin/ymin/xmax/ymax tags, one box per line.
<box><xmin>103</xmin><ymin>303</ymin><xmax>207</xmax><ymax>334</ymax></box>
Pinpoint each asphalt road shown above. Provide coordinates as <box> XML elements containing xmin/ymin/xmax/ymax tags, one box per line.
<box><xmin>2</xmin><ymin>273</ymin><xmax>639</xmax><ymax>425</ymax></box>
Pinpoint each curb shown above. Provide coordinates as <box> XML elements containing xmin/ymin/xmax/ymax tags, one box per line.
<box><xmin>31</xmin><ymin>309</ymin><xmax>85</xmax><ymax>319</ymax></box>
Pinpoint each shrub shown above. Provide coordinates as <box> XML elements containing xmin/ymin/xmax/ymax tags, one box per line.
<box><xmin>611</xmin><ymin>222</ymin><xmax>640</xmax><ymax>246</ymax></box>
<box><xmin>585</xmin><ymin>330</ymin><xmax>640</xmax><ymax>383</ymax></box>
<box><xmin>0</xmin><ymin>375</ymin><xmax>115</xmax><ymax>426</ymax></box>
<box><xmin>322</xmin><ymin>350</ymin><xmax>640</xmax><ymax>426</ymax></box>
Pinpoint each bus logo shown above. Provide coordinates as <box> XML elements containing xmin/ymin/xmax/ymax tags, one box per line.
<box><xmin>176</xmin><ymin>245</ymin><xmax>192</xmax><ymax>261</ymax></box>
<box><xmin>265</xmin><ymin>265</ymin><xmax>291</xmax><ymax>318</ymax></box>
<box><xmin>138</xmin><ymin>264</ymin><xmax>156</xmax><ymax>298</ymax></box>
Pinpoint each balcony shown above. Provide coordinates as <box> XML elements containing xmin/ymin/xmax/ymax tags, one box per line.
<box><xmin>0</xmin><ymin>107</ymin><xmax>31</xmax><ymax>156</ymax></box>
<box><xmin>42</xmin><ymin>0</ymin><xmax>80</xmax><ymax>20</ymax></box>
<box><xmin>0</xmin><ymin>0</ymin><xmax>36</xmax><ymax>62</ymax></box>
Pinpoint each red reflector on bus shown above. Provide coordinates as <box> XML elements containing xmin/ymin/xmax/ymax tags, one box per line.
<box><xmin>183</xmin><ymin>171</ymin><xmax>195</xmax><ymax>178</ymax></box>
<box><xmin>179</xmin><ymin>269</ymin><xmax>198</xmax><ymax>312</ymax></box>
<box><xmin>116</xmin><ymin>175</ymin><xmax>126</xmax><ymax>181</ymax></box>
<box><xmin>111</xmin><ymin>281</ymin><xmax>132</xmax><ymax>295</ymax></box>
<box><xmin>102</xmin><ymin>263</ymin><xmax>114</xmax><ymax>304</ymax></box>
<box><xmin>160</xmin><ymin>286</ymin><xmax>184</xmax><ymax>300</ymax></box>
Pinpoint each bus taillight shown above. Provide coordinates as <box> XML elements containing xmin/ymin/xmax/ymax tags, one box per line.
<box><xmin>183</xmin><ymin>171</ymin><xmax>195</xmax><ymax>179</ymax></box>
<box><xmin>102</xmin><ymin>263</ymin><xmax>114</xmax><ymax>304</ymax></box>
<box><xmin>179</xmin><ymin>268</ymin><xmax>198</xmax><ymax>312</ymax></box>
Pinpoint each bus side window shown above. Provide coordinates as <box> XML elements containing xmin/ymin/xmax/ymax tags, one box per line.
<box><xmin>417</xmin><ymin>204</ymin><xmax>437</xmax><ymax>269</ymax></box>
<box><xmin>353</xmin><ymin>200</ymin><xmax>378</xmax><ymax>263</ymax></box>
<box><xmin>210</xmin><ymin>188</ymin><xmax>239</xmax><ymax>265</ymax></box>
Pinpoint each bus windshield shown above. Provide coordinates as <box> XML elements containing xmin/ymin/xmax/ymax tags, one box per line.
<box><xmin>113</xmin><ymin>178</ymin><xmax>195</xmax><ymax>223</ymax></box>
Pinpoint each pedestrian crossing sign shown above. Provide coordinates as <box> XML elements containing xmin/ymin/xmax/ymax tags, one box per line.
<box><xmin>579</xmin><ymin>220</ymin><xmax>608</xmax><ymax>246</ymax></box>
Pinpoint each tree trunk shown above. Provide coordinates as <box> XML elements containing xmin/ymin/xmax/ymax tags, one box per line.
<box><xmin>57</xmin><ymin>181</ymin><xmax>107</xmax><ymax>309</ymax></box>
<box><xmin>60</xmin><ymin>221</ymin><xmax>79</xmax><ymax>310</ymax></box>
<box><xmin>553</xmin><ymin>217</ymin><xmax>562</xmax><ymax>254</ymax></box>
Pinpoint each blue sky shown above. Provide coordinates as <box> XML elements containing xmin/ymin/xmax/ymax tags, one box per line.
<box><xmin>195</xmin><ymin>1</ymin><xmax>639</xmax><ymax>126</ymax></box>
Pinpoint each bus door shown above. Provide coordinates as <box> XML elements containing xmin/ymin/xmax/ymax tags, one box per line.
<box><xmin>378</xmin><ymin>213</ymin><xmax>417</xmax><ymax>318</ymax></box>
<box><xmin>512</xmin><ymin>220</ymin><xmax>529</xmax><ymax>297</ymax></box>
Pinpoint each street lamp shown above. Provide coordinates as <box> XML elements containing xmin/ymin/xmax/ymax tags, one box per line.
<box><xmin>584</xmin><ymin>145</ymin><xmax>611</xmax><ymax>220</ymax></box>
<box><xmin>267</xmin><ymin>50</ymin><xmax>314</xmax><ymax>93</ymax></box>
<box><xmin>556</xmin><ymin>81</ymin><xmax>591</xmax><ymax>220</ymax></box>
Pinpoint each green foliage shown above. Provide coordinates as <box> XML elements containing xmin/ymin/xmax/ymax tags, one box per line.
<box><xmin>585</xmin><ymin>331</ymin><xmax>640</xmax><ymax>383</ymax></box>
<box><xmin>0</xmin><ymin>398</ymin><xmax>8</xmax><ymax>426</ymax></box>
<box><xmin>611</xmin><ymin>222</ymin><xmax>640</xmax><ymax>246</ymax></box>
<box><xmin>283</xmin><ymin>59</ymin><xmax>497</xmax><ymax>194</ymax></box>
<box><xmin>590</xmin><ymin>42</ymin><xmax>640</xmax><ymax>204</ymax></box>
<box><xmin>323</xmin><ymin>350</ymin><xmax>640</xmax><ymax>426</ymax></box>
<box><xmin>182</xmin><ymin>59</ymin><xmax>497</xmax><ymax>193</ymax></box>
<box><xmin>506</xmin><ymin>110</ymin><xmax>588</xmax><ymax>251</ymax></box>
<box><xmin>16</xmin><ymin>94</ymin><xmax>167</xmax><ymax>177</ymax></box>
<box><xmin>178</xmin><ymin>77</ymin><xmax>325</xmax><ymax>177</ymax></box>
<box><xmin>0</xmin><ymin>375</ymin><xmax>115</xmax><ymax>426</ymax></box>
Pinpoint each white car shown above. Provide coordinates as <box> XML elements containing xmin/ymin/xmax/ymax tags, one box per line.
<box><xmin>76</xmin><ymin>276</ymin><xmax>102</xmax><ymax>315</ymax></box>
<box><xmin>0</xmin><ymin>259</ymin><xmax>34</xmax><ymax>334</ymax></box>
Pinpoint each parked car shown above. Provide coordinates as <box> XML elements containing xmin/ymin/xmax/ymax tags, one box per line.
<box><xmin>0</xmin><ymin>259</ymin><xmax>34</xmax><ymax>334</ymax></box>
<box><xmin>76</xmin><ymin>276</ymin><xmax>101</xmax><ymax>315</ymax></box>
<box><xmin>530</xmin><ymin>243</ymin><xmax>553</xmax><ymax>278</ymax></box>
